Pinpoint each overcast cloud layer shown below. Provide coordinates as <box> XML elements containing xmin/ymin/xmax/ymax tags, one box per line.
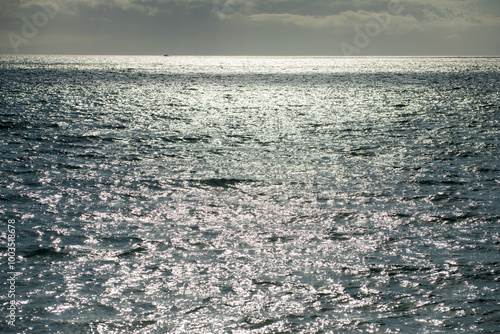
<box><xmin>1</xmin><ymin>0</ymin><xmax>499</xmax><ymax>55</ymax></box>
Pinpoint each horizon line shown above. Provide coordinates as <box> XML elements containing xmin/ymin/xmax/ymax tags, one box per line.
<box><xmin>1</xmin><ymin>53</ymin><xmax>500</xmax><ymax>58</ymax></box>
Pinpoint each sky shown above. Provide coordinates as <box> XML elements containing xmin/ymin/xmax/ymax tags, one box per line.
<box><xmin>1</xmin><ymin>0</ymin><xmax>499</xmax><ymax>55</ymax></box>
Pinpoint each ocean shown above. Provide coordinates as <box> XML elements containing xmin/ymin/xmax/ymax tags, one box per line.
<box><xmin>0</xmin><ymin>55</ymin><xmax>499</xmax><ymax>333</ymax></box>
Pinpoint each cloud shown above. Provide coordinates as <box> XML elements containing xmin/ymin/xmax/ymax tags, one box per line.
<box><xmin>244</xmin><ymin>0</ymin><xmax>500</xmax><ymax>39</ymax></box>
<box><xmin>2</xmin><ymin>0</ymin><xmax>163</xmax><ymax>17</ymax></box>
<box><xmin>67</xmin><ymin>0</ymin><xmax>162</xmax><ymax>16</ymax></box>
<box><xmin>4</xmin><ymin>0</ymin><xmax>498</xmax><ymax>28</ymax></box>
<box><xmin>247</xmin><ymin>11</ymin><xmax>390</xmax><ymax>31</ymax></box>
<box><xmin>1</xmin><ymin>0</ymin><xmax>499</xmax><ymax>55</ymax></box>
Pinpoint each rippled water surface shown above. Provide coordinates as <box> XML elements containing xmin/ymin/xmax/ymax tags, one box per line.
<box><xmin>1</xmin><ymin>56</ymin><xmax>499</xmax><ymax>333</ymax></box>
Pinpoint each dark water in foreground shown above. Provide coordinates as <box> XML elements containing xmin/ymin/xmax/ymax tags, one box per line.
<box><xmin>0</xmin><ymin>56</ymin><xmax>499</xmax><ymax>333</ymax></box>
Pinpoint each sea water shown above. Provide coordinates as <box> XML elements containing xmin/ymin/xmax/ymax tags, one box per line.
<box><xmin>0</xmin><ymin>56</ymin><xmax>499</xmax><ymax>333</ymax></box>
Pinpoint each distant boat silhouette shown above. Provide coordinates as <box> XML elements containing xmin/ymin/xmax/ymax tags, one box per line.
<box><xmin>163</xmin><ymin>54</ymin><xmax>169</xmax><ymax>57</ymax></box>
